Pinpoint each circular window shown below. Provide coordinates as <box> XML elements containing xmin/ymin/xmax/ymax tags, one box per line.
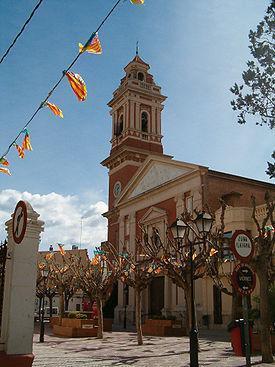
<box><xmin>113</xmin><ymin>181</ymin><xmax>122</xmax><ymax>198</ymax></box>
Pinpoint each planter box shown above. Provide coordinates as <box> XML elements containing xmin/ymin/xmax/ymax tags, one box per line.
<box><xmin>61</xmin><ymin>318</ymin><xmax>94</xmax><ymax>328</ymax></box>
<box><xmin>52</xmin><ymin>318</ymin><xmax>113</xmax><ymax>337</ymax></box>
<box><xmin>142</xmin><ymin>319</ymin><xmax>186</xmax><ymax>337</ymax></box>
<box><xmin>252</xmin><ymin>333</ymin><xmax>275</xmax><ymax>352</ymax></box>
<box><xmin>49</xmin><ymin>316</ymin><xmax>61</xmax><ymax>327</ymax></box>
<box><xmin>53</xmin><ymin>324</ymin><xmax>98</xmax><ymax>338</ymax></box>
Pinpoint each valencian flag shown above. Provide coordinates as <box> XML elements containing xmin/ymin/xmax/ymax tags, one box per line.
<box><xmin>0</xmin><ymin>157</ymin><xmax>9</xmax><ymax>166</ymax></box>
<box><xmin>130</xmin><ymin>0</ymin><xmax>144</xmax><ymax>4</ymax></box>
<box><xmin>46</xmin><ymin>101</ymin><xmax>64</xmax><ymax>118</ymax></box>
<box><xmin>45</xmin><ymin>252</ymin><xmax>54</xmax><ymax>260</ymax></box>
<box><xmin>91</xmin><ymin>255</ymin><xmax>99</xmax><ymax>266</ymax></box>
<box><xmin>22</xmin><ymin>130</ymin><xmax>33</xmax><ymax>151</ymax></box>
<box><xmin>210</xmin><ymin>248</ymin><xmax>218</xmax><ymax>256</ymax></box>
<box><xmin>79</xmin><ymin>33</ymin><xmax>102</xmax><ymax>54</ymax></box>
<box><xmin>0</xmin><ymin>167</ymin><xmax>11</xmax><ymax>176</ymax></box>
<box><xmin>15</xmin><ymin>144</ymin><xmax>25</xmax><ymax>159</ymax></box>
<box><xmin>58</xmin><ymin>244</ymin><xmax>66</xmax><ymax>256</ymax></box>
<box><xmin>65</xmin><ymin>71</ymin><xmax>87</xmax><ymax>101</ymax></box>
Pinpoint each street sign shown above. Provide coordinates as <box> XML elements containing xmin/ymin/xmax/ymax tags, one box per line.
<box><xmin>232</xmin><ymin>263</ymin><xmax>256</xmax><ymax>296</ymax></box>
<box><xmin>231</xmin><ymin>230</ymin><xmax>253</xmax><ymax>263</ymax></box>
<box><xmin>12</xmin><ymin>201</ymin><xmax>27</xmax><ymax>244</ymax></box>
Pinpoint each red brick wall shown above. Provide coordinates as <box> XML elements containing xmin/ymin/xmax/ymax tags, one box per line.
<box><xmin>111</xmin><ymin>137</ymin><xmax>163</xmax><ymax>155</ymax></box>
<box><xmin>203</xmin><ymin>171</ymin><xmax>275</xmax><ymax>211</ymax></box>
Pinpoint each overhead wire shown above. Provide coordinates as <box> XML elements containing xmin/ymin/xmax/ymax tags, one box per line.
<box><xmin>0</xmin><ymin>0</ymin><xmax>123</xmax><ymax>161</ymax></box>
<box><xmin>0</xmin><ymin>0</ymin><xmax>45</xmax><ymax>65</ymax></box>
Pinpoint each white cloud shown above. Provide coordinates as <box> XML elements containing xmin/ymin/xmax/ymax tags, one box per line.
<box><xmin>0</xmin><ymin>189</ymin><xmax>108</xmax><ymax>253</ymax></box>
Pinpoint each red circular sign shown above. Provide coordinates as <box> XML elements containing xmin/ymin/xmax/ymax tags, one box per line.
<box><xmin>232</xmin><ymin>263</ymin><xmax>256</xmax><ymax>296</ymax></box>
<box><xmin>12</xmin><ymin>201</ymin><xmax>27</xmax><ymax>244</ymax></box>
<box><xmin>231</xmin><ymin>230</ymin><xmax>254</xmax><ymax>263</ymax></box>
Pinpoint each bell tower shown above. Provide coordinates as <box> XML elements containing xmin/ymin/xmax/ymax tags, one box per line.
<box><xmin>101</xmin><ymin>54</ymin><xmax>166</xmax><ymax>244</ymax></box>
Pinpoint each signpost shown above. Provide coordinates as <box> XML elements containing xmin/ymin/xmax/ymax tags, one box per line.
<box><xmin>12</xmin><ymin>201</ymin><xmax>27</xmax><ymax>244</ymax></box>
<box><xmin>231</xmin><ymin>230</ymin><xmax>256</xmax><ymax>367</ymax></box>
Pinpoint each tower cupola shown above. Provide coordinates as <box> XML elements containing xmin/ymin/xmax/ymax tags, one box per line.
<box><xmin>107</xmin><ymin>54</ymin><xmax>166</xmax><ymax>155</ymax></box>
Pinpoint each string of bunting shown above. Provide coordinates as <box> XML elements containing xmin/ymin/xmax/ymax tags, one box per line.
<box><xmin>0</xmin><ymin>0</ymin><xmax>144</xmax><ymax>176</ymax></box>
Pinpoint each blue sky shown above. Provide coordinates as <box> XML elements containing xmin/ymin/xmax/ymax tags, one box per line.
<box><xmin>0</xmin><ymin>0</ymin><xmax>273</xmax><ymax>251</ymax></box>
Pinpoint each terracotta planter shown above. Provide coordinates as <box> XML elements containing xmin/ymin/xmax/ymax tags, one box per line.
<box><xmin>52</xmin><ymin>318</ymin><xmax>113</xmax><ymax>337</ymax></box>
<box><xmin>61</xmin><ymin>318</ymin><xmax>94</xmax><ymax>328</ymax></box>
<box><xmin>49</xmin><ymin>316</ymin><xmax>61</xmax><ymax>327</ymax></box>
<box><xmin>142</xmin><ymin>319</ymin><xmax>186</xmax><ymax>337</ymax></box>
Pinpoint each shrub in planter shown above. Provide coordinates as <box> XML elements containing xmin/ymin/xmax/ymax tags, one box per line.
<box><xmin>67</xmin><ymin>312</ymin><xmax>87</xmax><ymax>319</ymax></box>
<box><xmin>76</xmin><ymin>313</ymin><xmax>87</xmax><ymax>319</ymax></box>
<box><xmin>68</xmin><ymin>312</ymin><xmax>78</xmax><ymax>318</ymax></box>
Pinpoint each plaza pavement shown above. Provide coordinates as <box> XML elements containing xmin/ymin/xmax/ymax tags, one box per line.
<box><xmin>32</xmin><ymin>325</ymin><xmax>274</xmax><ymax>367</ymax></box>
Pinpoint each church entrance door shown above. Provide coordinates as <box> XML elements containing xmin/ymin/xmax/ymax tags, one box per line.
<box><xmin>149</xmin><ymin>276</ymin><xmax>164</xmax><ymax>317</ymax></box>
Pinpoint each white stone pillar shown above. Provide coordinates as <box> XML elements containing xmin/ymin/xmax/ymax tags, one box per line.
<box><xmin>135</xmin><ymin>102</ymin><xmax>140</xmax><ymax>131</ymax></box>
<box><xmin>151</xmin><ymin>106</ymin><xmax>156</xmax><ymax>134</ymax></box>
<box><xmin>129</xmin><ymin>100</ymin><xmax>134</xmax><ymax>128</ymax></box>
<box><xmin>1</xmin><ymin>202</ymin><xmax>44</xmax><ymax>355</ymax></box>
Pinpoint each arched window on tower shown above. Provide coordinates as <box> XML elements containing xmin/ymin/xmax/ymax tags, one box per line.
<box><xmin>138</xmin><ymin>72</ymin><xmax>144</xmax><ymax>81</ymax></box>
<box><xmin>116</xmin><ymin>114</ymin><xmax>123</xmax><ymax>136</ymax></box>
<box><xmin>141</xmin><ymin>112</ymin><xmax>148</xmax><ymax>133</ymax></box>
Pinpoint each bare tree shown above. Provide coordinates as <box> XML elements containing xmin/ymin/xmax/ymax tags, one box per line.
<box><xmin>251</xmin><ymin>192</ymin><xmax>274</xmax><ymax>363</ymax></box>
<box><xmin>118</xmin><ymin>243</ymin><xmax>162</xmax><ymax>345</ymax></box>
<box><xmin>69</xmin><ymin>244</ymin><xmax>122</xmax><ymax>339</ymax></box>
<box><xmin>139</xmin><ymin>209</ymin><xmax>224</xmax><ymax>331</ymax></box>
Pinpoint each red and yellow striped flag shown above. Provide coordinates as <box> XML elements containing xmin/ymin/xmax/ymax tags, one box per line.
<box><xmin>0</xmin><ymin>167</ymin><xmax>11</xmax><ymax>176</ymax></box>
<box><xmin>46</xmin><ymin>101</ymin><xmax>64</xmax><ymax>118</ymax></box>
<box><xmin>22</xmin><ymin>130</ymin><xmax>33</xmax><ymax>151</ymax></box>
<box><xmin>15</xmin><ymin>144</ymin><xmax>25</xmax><ymax>159</ymax></box>
<box><xmin>130</xmin><ymin>0</ymin><xmax>144</xmax><ymax>4</ymax></box>
<box><xmin>79</xmin><ymin>33</ymin><xmax>102</xmax><ymax>54</ymax></box>
<box><xmin>65</xmin><ymin>71</ymin><xmax>87</xmax><ymax>102</ymax></box>
<box><xmin>0</xmin><ymin>157</ymin><xmax>9</xmax><ymax>166</ymax></box>
<box><xmin>58</xmin><ymin>244</ymin><xmax>66</xmax><ymax>256</ymax></box>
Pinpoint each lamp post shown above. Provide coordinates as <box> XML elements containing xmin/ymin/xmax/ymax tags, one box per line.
<box><xmin>123</xmin><ymin>284</ymin><xmax>129</xmax><ymax>329</ymax></box>
<box><xmin>39</xmin><ymin>268</ymin><xmax>49</xmax><ymax>343</ymax></box>
<box><xmin>170</xmin><ymin>212</ymin><xmax>213</xmax><ymax>367</ymax></box>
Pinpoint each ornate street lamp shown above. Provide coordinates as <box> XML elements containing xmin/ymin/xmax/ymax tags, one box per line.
<box><xmin>194</xmin><ymin>212</ymin><xmax>213</xmax><ymax>235</ymax></box>
<box><xmin>171</xmin><ymin>212</ymin><xmax>213</xmax><ymax>367</ymax></box>
<box><xmin>170</xmin><ymin>218</ymin><xmax>188</xmax><ymax>253</ymax></box>
<box><xmin>39</xmin><ymin>268</ymin><xmax>49</xmax><ymax>343</ymax></box>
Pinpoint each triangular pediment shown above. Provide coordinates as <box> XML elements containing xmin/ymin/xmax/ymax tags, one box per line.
<box><xmin>140</xmin><ymin>206</ymin><xmax>167</xmax><ymax>224</ymax></box>
<box><xmin>117</xmin><ymin>156</ymin><xmax>202</xmax><ymax>205</ymax></box>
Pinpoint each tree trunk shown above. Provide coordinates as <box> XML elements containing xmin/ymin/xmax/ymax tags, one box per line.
<box><xmin>65</xmin><ymin>297</ymin><xmax>69</xmax><ymax>311</ymax></box>
<box><xmin>135</xmin><ymin>288</ymin><xmax>143</xmax><ymax>345</ymax></box>
<box><xmin>96</xmin><ymin>298</ymin><xmax>104</xmax><ymax>339</ymax></box>
<box><xmin>49</xmin><ymin>296</ymin><xmax>53</xmax><ymax>318</ymax></box>
<box><xmin>38</xmin><ymin>296</ymin><xmax>42</xmax><ymax>321</ymax></box>
<box><xmin>59</xmin><ymin>290</ymin><xmax>65</xmax><ymax>323</ymax></box>
<box><xmin>258</xmin><ymin>267</ymin><xmax>273</xmax><ymax>363</ymax></box>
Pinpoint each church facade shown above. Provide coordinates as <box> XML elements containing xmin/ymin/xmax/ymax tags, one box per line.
<box><xmin>101</xmin><ymin>54</ymin><xmax>274</xmax><ymax>329</ymax></box>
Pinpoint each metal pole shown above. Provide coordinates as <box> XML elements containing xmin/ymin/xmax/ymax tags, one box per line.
<box><xmin>124</xmin><ymin>304</ymin><xmax>127</xmax><ymax>329</ymax></box>
<box><xmin>189</xmin><ymin>240</ymin><xmax>199</xmax><ymax>367</ymax></box>
<box><xmin>39</xmin><ymin>295</ymin><xmax>45</xmax><ymax>343</ymax></box>
<box><xmin>242</xmin><ymin>296</ymin><xmax>251</xmax><ymax>367</ymax></box>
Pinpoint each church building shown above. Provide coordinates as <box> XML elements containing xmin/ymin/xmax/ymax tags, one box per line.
<box><xmin>101</xmin><ymin>54</ymin><xmax>274</xmax><ymax>329</ymax></box>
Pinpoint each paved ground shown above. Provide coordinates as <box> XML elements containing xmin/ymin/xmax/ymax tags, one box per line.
<box><xmin>32</xmin><ymin>325</ymin><xmax>274</xmax><ymax>367</ymax></box>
